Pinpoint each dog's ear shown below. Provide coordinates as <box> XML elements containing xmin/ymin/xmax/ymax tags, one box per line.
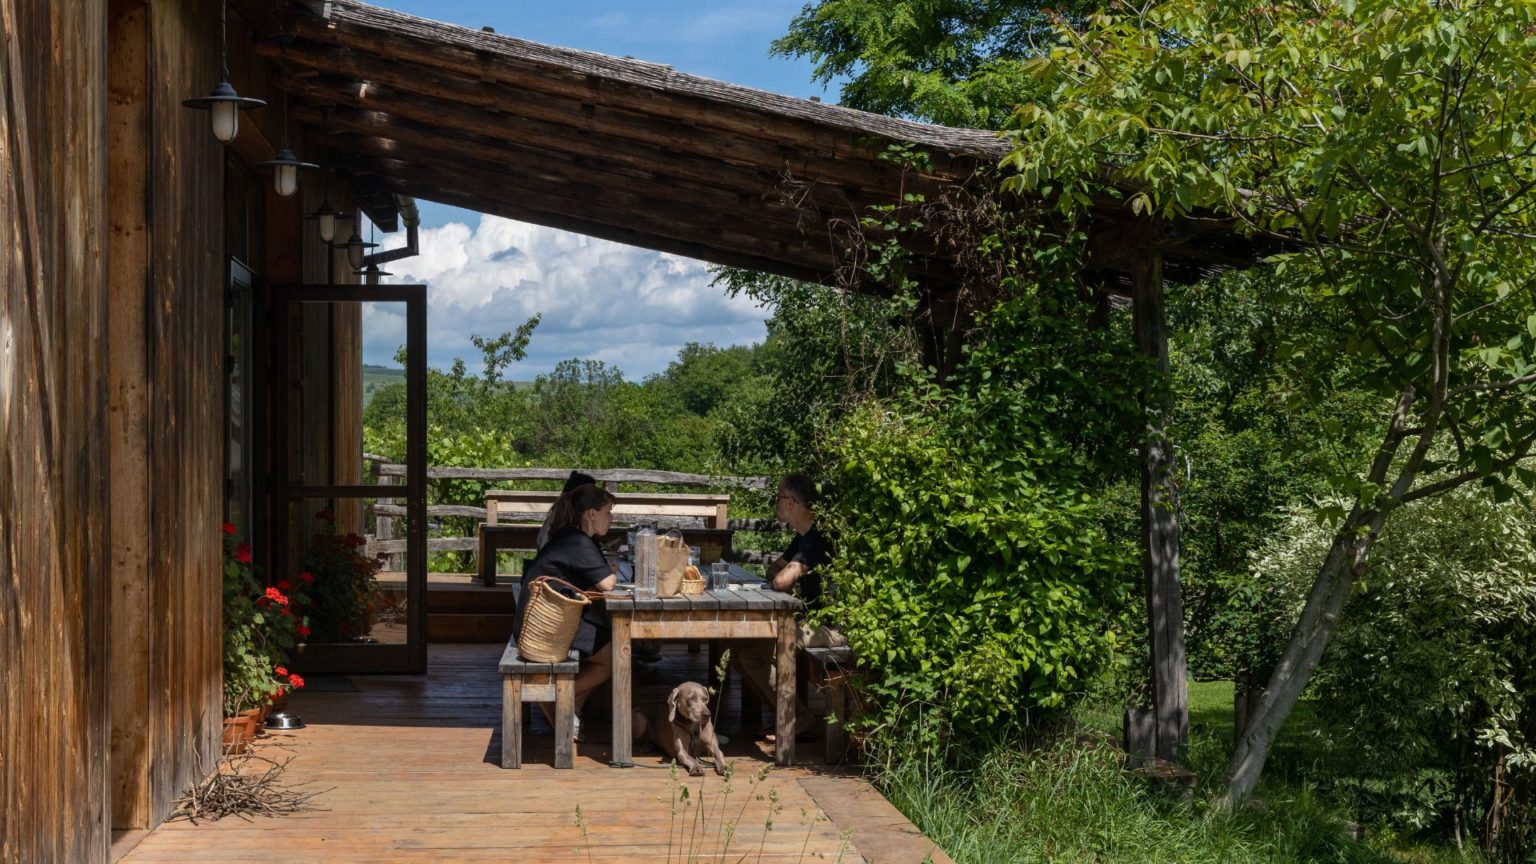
<box><xmin>667</xmin><ymin>688</ymin><xmax>679</xmax><ymax>724</ymax></box>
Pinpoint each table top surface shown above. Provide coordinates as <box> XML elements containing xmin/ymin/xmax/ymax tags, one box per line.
<box><xmin>604</xmin><ymin>563</ymin><xmax>798</xmax><ymax>612</ymax></box>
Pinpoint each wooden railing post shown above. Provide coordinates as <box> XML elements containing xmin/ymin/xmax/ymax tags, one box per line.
<box><xmin>375</xmin><ymin>466</ymin><xmax>405</xmax><ymax>572</ymax></box>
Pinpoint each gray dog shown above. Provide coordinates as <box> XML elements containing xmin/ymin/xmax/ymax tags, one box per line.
<box><xmin>632</xmin><ymin>681</ymin><xmax>727</xmax><ymax>776</ymax></box>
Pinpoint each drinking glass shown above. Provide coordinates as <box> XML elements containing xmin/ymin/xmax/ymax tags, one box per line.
<box><xmin>710</xmin><ymin>561</ymin><xmax>730</xmax><ymax>590</ymax></box>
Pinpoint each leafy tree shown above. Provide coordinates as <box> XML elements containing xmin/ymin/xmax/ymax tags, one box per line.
<box><xmin>363</xmin><ymin>317</ymin><xmax>540</xmax><ymax>459</ymax></box>
<box><xmin>1007</xmin><ymin>0</ymin><xmax>1536</xmax><ymax>804</ymax></box>
<box><xmin>711</xmin><ymin>268</ymin><xmax>923</xmax><ymax>474</ymax></box>
<box><xmin>1253</xmin><ymin>487</ymin><xmax>1536</xmax><ymax>857</ymax></box>
<box><xmin>774</xmin><ymin>0</ymin><xmax>1098</xmax><ymax>127</ymax></box>
<box><xmin>649</xmin><ymin>342</ymin><xmax>757</xmax><ymax>417</ymax></box>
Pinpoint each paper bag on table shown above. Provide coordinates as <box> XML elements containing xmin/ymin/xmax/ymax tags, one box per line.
<box><xmin>655</xmin><ymin>530</ymin><xmax>689</xmax><ymax>597</ymax></box>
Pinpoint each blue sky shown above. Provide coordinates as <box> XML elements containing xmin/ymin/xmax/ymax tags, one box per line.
<box><xmin>365</xmin><ymin>1</ymin><xmax>839</xmax><ymax>379</ymax></box>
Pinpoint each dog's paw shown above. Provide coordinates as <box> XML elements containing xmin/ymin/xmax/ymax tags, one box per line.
<box><xmin>712</xmin><ymin>761</ymin><xmax>726</xmax><ymax>776</ymax></box>
<box><xmin>687</xmin><ymin>762</ymin><xmax>705</xmax><ymax>777</ymax></box>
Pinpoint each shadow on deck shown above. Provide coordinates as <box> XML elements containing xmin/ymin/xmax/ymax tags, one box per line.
<box><xmin>116</xmin><ymin>643</ymin><xmax>951</xmax><ymax>863</ymax></box>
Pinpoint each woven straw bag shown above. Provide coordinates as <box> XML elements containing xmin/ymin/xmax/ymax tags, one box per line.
<box><xmin>680</xmin><ymin>565</ymin><xmax>705</xmax><ymax>595</ymax></box>
<box><xmin>517</xmin><ymin>576</ymin><xmax>591</xmax><ymax>662</ymax></box>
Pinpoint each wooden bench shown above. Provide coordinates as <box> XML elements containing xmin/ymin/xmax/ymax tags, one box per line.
<box><xmin>800</xmin><ymin>645</ymin><xmax>856</xmax><ymax>765</ymax></box>
<box><xmin>486</xmin><ymin>490</ymin><xmax>732</xmax><ymax>529</ymax></box>
<box><xmin>499</xmin><ymin>641</ymin><xmax>579</xmax><ymax>769</ymax></box>
<box><xmin>476</xmin><ymin>490</ymin><xmax>735</xmax><ymax>586</ymax></box>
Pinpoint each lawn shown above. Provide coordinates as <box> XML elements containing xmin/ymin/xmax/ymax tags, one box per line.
<box><xmin>873</xmin><ymin>681</ymin><xmax>1480</xmax><ymax>864</ymax></box>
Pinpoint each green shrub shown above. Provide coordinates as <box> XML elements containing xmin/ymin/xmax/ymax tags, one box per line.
<box><xmin>820</xmin><ymin>287</ymin><xmax>1143</xmax><ymax>740</ymax></box>
<box><xmin>1252</xmin><ymin>486</ymin><xmax>1536</xmax><ymax>856</ymax></box>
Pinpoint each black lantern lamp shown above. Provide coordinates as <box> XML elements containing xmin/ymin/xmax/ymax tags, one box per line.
<box><xmin>256</xmin><ymin>108</ymin><xmax>317</xmax><ymax>197</ymax></box>
<box><xmin>353</xmin><ymin>223</ymin><xmax>390</xmax><ymax>278</ymax></box>
<box><xmin>340</xmin><ymin>224</ymin><xmax>378</xmax><ymax>271</ymax></box>
<box><xmin>183</xmin><ymin>1</ymin><xmax>264</xmax><ymax>142</ymax></box>
<box><xmin>305</xmin><ymin>112</ymin><xmax>345</xmax><ymax>243</ymax></box>
<box><xmin>356</xmin><ymin>261</ymin><xmax>393</xmax><ymax>280</ymax></box>
<box><xmin>256</xmin><ymin>50</ymin><xmax>316</xmax><ymax>198</ymax></box>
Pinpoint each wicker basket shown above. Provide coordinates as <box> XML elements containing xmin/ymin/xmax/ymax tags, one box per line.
<box><xmin>517</xmin><ymin>576</ymin><xmax>591</xmax><ymax>663</ymax></box>
<box><xmin>680</xmin><ymin>566</ymin><xmax>706</xmax><ymax>595</ymax></box>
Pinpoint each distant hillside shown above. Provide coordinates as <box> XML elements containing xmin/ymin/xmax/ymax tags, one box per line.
<box><xmin>361</xmin><ymin>364</ymin><xmax>535</xmax><ymax>409</ymax></box>
<box><xmin>362</xmin><ymin>365</ymin><xmax>404</xmax><ymax>409</ymax></box>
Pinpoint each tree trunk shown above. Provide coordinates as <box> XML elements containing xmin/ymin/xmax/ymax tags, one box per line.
<box><xmin>1220</xmin><ymin>507</ymin><xmax>1376</xmax><ymax>805</ymax></box>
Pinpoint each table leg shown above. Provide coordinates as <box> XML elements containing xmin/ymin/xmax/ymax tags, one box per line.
<box><xmin>611</xmin><ymin>614</ymin><xmax>634</xmax><ymax>767</ymax></box>
<box><xmin>775</xmin><ymin>612</ymin><xmax>797</xmax><ymax>766</ymax></box>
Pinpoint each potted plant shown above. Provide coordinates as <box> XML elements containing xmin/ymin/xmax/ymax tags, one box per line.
<box><xmin>222</xmin><ymin>523</ymin><xmax>310</xmax><ymax>749</ymax></box>
<box><xmin>298</xmin><ymin>508</ymin><xmax>384</xmax><ymax>642</ymax></box>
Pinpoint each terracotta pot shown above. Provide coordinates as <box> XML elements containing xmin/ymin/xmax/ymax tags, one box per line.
<box><xmin>236</xmin><ymin>708</ymin><xmax>263</xmax><ymax>742</ymax></box>
<box><xmin>222</xmin><ymin>717</ymin><xmax>250</xmax><ymax>754</ymax></box>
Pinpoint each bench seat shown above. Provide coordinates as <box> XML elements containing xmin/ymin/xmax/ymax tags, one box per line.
<box><xmin>800</xmin><ymin>645</ymin><xmax>856</xmax><ymax>764</ymax></box>
<box><xmin>499</xmin><ymin>641</ymin><xmax>580</xmax><ymax>769</ymax></box>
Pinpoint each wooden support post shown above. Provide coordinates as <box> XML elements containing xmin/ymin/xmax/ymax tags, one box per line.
<box><xmin>1132</xmin><ymin>243</ymin><xmax>1189</xmax><ymax>763</ymax></box>
<box><xmin>775</xmin><ymin>613</ymin><xmax>798</xmax><ymax>766</ymax></box>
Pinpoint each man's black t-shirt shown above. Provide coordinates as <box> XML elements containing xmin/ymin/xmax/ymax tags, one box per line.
<box><xmin>515</xmin><ymin>526</ymin><xmax>611</xmax><ymax>655</ymax></box>
<box><xmin>784</xmin><ymin>524</ymin><xmax>832</xmax><ymax>612</ymax></box>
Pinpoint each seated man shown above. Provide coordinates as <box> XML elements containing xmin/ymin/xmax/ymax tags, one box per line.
<box><xmin>736</xmin><ymin>473</ymin><xmax>843</xmax><ymax>741</ymax></box>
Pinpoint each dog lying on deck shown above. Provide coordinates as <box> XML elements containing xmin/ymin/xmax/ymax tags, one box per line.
<box><xmin>632</xmin><ymin>681</ymin><xmax>727</xmax><ymax>776</ymax></box>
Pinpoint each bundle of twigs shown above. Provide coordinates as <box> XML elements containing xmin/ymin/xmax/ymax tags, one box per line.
<box><xmin>168</xmin><ymin>748</ymin><xmax>329</xmax><ymax>824</ymax></box>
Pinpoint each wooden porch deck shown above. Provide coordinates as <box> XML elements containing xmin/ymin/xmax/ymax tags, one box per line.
<box><xmin>116</xmin><ymin>644</ymin><xmax>950</xmax><ymax>863</ymax></box>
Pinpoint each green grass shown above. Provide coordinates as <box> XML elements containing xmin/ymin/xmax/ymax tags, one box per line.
<box><xmin>870</xmin><ymin>682</ymin><xmax>1482</xmax><ymax>864</ymax></box>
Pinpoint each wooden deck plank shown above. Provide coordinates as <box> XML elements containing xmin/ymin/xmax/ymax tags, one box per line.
<box><xmin>121</xmin><ymin>644</ymin><xmax>937</xmax><ymax>864</ymax></box>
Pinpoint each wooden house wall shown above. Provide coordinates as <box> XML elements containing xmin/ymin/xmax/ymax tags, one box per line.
<box><xmin>106</xmin><ymin>0</ymin><xmax>225</xmax><ymax>834</ymax></box>
<box><xmin>0</xmin><ymin>0</ymin><xmax>112</xmax><ymax>860</ymax></box>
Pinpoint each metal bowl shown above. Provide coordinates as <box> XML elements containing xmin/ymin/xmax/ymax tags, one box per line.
<box><xmin>263</xmin><ymin>712</ymin><xmax>306</xmax><ymax>730</ymax></box>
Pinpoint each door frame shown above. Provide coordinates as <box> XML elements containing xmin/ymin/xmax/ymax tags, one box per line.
<box><xmin>270</xmin><ymin>283</ymin><xmax>428</xmax><ymax>674</ymax></box>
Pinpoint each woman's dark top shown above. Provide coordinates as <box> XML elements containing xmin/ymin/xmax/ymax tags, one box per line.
<box><xmin>513</xmin><ymin>526</ymin><xmax>611</xmax><ymax>656</ymax></box>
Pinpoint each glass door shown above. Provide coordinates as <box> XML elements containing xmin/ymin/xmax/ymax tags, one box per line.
<box><xmin>271</xmin><ymin>284</ymin><xmax>427</xmax><ymax>674</ymax></box>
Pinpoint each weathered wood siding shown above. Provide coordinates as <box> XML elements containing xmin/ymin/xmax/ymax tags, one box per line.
<box><xmin>105</xmin><ymin>0</ymin><xmax>226</xmax><ymax>836</ymax></box>
<box><xmin>147</xmin><ymin>0</ymin><xmax>224</xmax><ymax>823</ymax></box>
<box><xmin>0</xmin><ymin>0</ymin><xmax>112</xmax><ymax>860</ymax></box>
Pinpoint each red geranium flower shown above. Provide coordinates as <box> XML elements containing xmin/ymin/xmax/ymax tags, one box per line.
<box><xmin>287</xmin><ymin>674</ymin><xmax>305</xmax><ymax>690</ymax></box>
<box><xmin>277</xmin><ymin>580</ymin><xmax>291</xmax><ymax>591</ymax></box>
<box><xmin>264</xmin><ymin>587</ymin><xmax>289</xmax><ymax>606</ymax></box>
<box><xmin>296</xmin><ymin>624</ymin><xmax>311</xmax><ymax>637</ymax></box>
<box><xmin>275</xmin><ymin>666</ymin><xmax>288</xmax><ymax>677</ymax></box>
<box><xmin>299</xmin><ymin>571</ymin><xmax>315</xmax><ymax>584</ymax></box>
<box><xmin>235</xmin><ymin>544</ymin><xmax>252</xmax><ymax>564</ymax></box>
<box><xmin>222</xmin><ymin>522</ymin><xmax>236</xmax><ymax>536</ymax></box>
<box><xmin>315</xmin><ymin>508</ymin><xmax>335</xmax><ymax>523</ymax></box>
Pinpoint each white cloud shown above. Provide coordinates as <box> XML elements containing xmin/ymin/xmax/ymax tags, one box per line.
<box><xmin>373</xmin><ymin>215</ymin><xmax>770</xmax><ymax>380</ymax></box>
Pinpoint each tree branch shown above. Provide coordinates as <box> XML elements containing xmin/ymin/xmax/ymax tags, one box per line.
<box><xmin>1397</xmin><ymin>442</ymin><xmax>1536</xmax><ymax>505</ymax></box>
<box><xmin>1449</xmin><ymin>372</ymin><xmax>1536</xmax><ymax>398</ymax></box>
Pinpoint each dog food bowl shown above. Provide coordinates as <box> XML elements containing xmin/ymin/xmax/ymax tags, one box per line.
<box><xmin>264</xmin><ymin>712</ymin><xmax>305</xmax><ymax>730</ymax></box>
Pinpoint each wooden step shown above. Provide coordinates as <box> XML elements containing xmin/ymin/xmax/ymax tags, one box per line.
<box><xmin>427</xmin><ymin>612</ymin><xmax>516</xmax><ymax>644</ymax></box>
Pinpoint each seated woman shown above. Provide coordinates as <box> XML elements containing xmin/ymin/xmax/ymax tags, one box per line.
<box><xmin>513</xmin><ymin>484</ymin><xmax>618</xmax><ymax>740</ymax></box>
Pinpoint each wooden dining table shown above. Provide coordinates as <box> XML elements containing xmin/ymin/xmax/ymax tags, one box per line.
<box><xmin>604</xmin><ymin>569</ymin><xmax>803</xmax><ymax>767</ymax></box>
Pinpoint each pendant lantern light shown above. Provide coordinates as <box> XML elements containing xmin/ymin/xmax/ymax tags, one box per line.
<box><xmin>182</xmin><ymin>1</ymin><xmax>264</xmax><ymax>142</ymax></box>
<box><xmin>354</xmin><ymin>222</ymin><xmax>390</xmax><ymax>278</ymax></box>
<box><xmin>256</xmin><ymin>48</ymin><xmax>316</xmax><ymax>197</ymax></box>
<box><xmin>340</xmin><ymin>224</ymin><xmax>378</xmax><ymax>272</ymax></box>
<box><xmin>305</xmin><ymin>110</ymin><xmax>346</xmax><ymax>243</ymax></box>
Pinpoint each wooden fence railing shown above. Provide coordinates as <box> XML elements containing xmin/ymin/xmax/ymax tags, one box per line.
<box><xmin>360</xmin><ymin>458</ymin><xmax>781</xmax><ymax>570</ymax></box>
